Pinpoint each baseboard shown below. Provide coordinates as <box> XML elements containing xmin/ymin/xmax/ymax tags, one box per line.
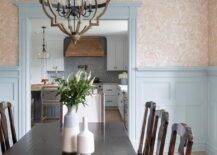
<box><xmin>206</xmin><ymin>143</ymin><xmax>217</xmax><ymax>155</ymax></box>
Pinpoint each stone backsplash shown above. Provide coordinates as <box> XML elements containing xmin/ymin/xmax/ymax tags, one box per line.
<box><xmin>64</xmin><ymin>57</ymin><xmax>122</xmax><ymax>83</ymax></box>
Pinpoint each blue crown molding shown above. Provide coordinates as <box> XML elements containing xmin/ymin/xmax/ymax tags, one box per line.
<box><xmin>12</xmin><ymin>1</ymin><xmax>142</xmax><ymax>8</ymax></box>
<box><xmin>0</xmin><ymin>66</ymin><xmax>20</xmax><ymax>71</ymax></box>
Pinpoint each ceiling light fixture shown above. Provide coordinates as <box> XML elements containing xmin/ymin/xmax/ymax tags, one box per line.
<box><xmin>39</xmin><ymin>0</ymin><xmax>110</xmax><ymax>44</ymax></box>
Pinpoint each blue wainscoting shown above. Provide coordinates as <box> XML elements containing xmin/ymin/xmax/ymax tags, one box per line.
<box><xmin>0</xmin><ymin>67</ymin><xmax>20</xmax><ymax>137</ymax></box>
<box><xmin>1</xmin><ymin>65</ymin><xmax>217</xmax><ymax>154</ymax></box>
<box><xmin>134</xmin><ymin>67</ymin><xmax>208</xmax><ymax>152</ymax></box>
<box><xmin>207</xmin><ymin>67</ymin><xmax>217</xmax><ymax>155</ymax></box>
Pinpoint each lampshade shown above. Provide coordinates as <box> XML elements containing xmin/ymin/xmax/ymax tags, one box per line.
<box><xmin>37</xmin><ymin>50</ymin><xmax>50</xmax><ymax>59</ymax></box>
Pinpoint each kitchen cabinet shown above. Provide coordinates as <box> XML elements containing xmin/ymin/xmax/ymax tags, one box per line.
<box><xmin>117</xmin><ymin>85</ymin><xmax>128</xmax><ymax>130</ymax></box>
<box><xmin>103</xmin><ymin>84</ymin><xmax>118</xmax><ymax>107</ymax></box>
<box><xmin>117</xmin><ymin>88</ymin><xmax>124</xmax><ymax>119</ymax></box>
<box><xmin>47</xmin><ymin>39</ymin><xmax>64</xmax><ymax>71</ymax></box>
<box><xmin>31</xmin><ymin>35</ymin><xmax>64</xmax><ymax>72</ymax></box>
<box><xmin>106</xmin><ymin>36</ymin><xmax>128</xmax><ymax>71</ymax></box>
<box><xmin>123</xmin><ymin>37</ymin><xmax>129</xmax><ymax>70</ymax></box>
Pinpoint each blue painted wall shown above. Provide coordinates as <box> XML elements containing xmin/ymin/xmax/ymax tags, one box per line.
<box><xmin>2</xmin><ymin>2</ymin><xmax>217</xmax><ymax>154</ymax></box>
<box><xmin>207</xmin><ymin>67</ymin><xmax>217</xmax><ymax>155</ymax></box>
<box><xmin>0</xmin><ymin>67</ymin><xmax>19</xmax><ymax>137</ymax></box>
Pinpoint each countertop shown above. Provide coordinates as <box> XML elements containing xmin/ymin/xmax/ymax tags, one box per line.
<box><xmin>32</xmin><ymin>83</ymin><xmax>120</xmax><ymax>91</ymax></box>
<box><xmin>31</xmin><ymin>83</ymin><xmax>102</xmax><ymax>94</ymax></box>
<box><xmin>31</xmin><ymin>84</ymin><xmax>58</xmax><ymax>91</ymax></box>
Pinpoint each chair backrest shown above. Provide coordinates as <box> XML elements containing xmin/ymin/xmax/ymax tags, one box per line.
<box><xmin>41</xmin><ymin>86</ymin><xmax>61</xmax><ymax>120</ymax></box>
<box><xmin>168</xmin><ymin>123</ymin><xmax>193</xmax><ymax>155</ymax></box>
<box><xmin>149</xmin><ymin>110</ymin><xmax>169</xmax><ymax>155</ymax></box>
<box><xmin>0</xmin><ymin>102</ymin><xmax>17</xmax><ymax>153</ymax></box>
<box><xmin>0</xmin><ymin>114</ymin><xmax>6</xmax><ymax>153</ymax></box>
<box><xmin>41</xmin><ymin>86</ymin><xmax>60</xmax><ymax>103</ymax></box>
<box><xmin>138</xmin><ymin>101</ymin><xmax>156</xmax><ymax>155</ymax></box>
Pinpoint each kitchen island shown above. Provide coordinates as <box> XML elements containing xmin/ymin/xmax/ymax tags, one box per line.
<box><xmin>31</xmin><ymin>84</ymin><xmax>59</xmax><ymax>123</ymax></box>
<box><xmin>31</xmin><ymin>84</ymin><xmax>105</xmax><ymax>124</ymax></box>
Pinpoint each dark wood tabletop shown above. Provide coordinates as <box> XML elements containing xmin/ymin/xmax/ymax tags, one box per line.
<box><xmin>4</xmin><ymin>122</ymin><xmax>136</xmax><ymax>155</ymax></box>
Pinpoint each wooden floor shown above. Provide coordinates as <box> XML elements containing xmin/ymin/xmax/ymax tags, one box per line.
<box><xmin>105</xmin><ymin>108</ymin><xmax>123</xmax><ymax>123</ymax></box>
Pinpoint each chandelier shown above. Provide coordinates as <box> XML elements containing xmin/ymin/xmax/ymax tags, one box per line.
<box><xmin>39</xmin><ymin>0</ymin><xmax>110</xmax><ymax>44</ymax></box>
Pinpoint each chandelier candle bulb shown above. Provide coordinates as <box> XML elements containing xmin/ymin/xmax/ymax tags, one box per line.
<box><xmin>77</xmin><ymin>117</ymin><xmax>95</xmax><ymax>155</ymax></box>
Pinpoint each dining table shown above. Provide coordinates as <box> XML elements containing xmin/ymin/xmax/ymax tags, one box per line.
<box><xmin>4</xmin><ymin>122</ymin><xmax>136</xmax><ymax>155</ymax></box>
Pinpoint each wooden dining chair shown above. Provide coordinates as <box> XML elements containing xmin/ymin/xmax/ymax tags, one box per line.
<box><xmin>149</xmin><ymin>109</ymin><xmax>169</xmax><ymax>155</ymax></box>
<box><xmin>168</xmin><ymin>123</ymin><xmax>193</xmax><ymax>155</ymax></box>
<box><xmin>0</xmin><ymin>114</ymin><xmax>6</xmax><ymax>153</ymax></box>
<box><xmin>0</xmin><ymin>101</ymin><xmax>17</xmax><ymax>153</ymax></box>
<box><xmin>138</xmin><ymin>101</ymin><xmax>156</xmax><ymax>155</ymax></box>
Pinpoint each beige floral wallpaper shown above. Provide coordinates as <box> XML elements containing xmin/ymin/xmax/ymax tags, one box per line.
<box><xmin>0</xmin><ymin>0</ymin><xmax>18</xmax><ymax>66</ymax></box>
<box><xmin>208</xmin><ymin>0</ymin><xmax>217</xmax><ymax>66</ymax></box>
<box><xmin>0</xmin><ymin>0</ymin><xmax>213</xmax><ymax>67</ymax></box>
<box><xmin>137</xmin><ymin>0</ymin><xmax>208</xmax><ymax>67</ymax></box>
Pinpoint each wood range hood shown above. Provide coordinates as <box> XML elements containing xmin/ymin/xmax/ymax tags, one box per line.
<box><xmin>64</xmin><ymin>36</ymin><xmax>107</xmax><ymax>57</ymax></box>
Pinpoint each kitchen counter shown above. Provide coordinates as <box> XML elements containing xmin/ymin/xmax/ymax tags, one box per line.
<box><xmin>31</xmin><ymin>84</ymin><xmax>58</xmax><ymax>91</ymax></box>
<box><xmin>31</xmin><ymin>83</ymin><xmax>105</xmax><ymax>124</ymax></box>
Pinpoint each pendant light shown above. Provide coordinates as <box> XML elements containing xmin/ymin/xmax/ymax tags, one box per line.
<box><xmin>37</xmin><ymin>26</ymin><xmax>49</xmax><ymax>59</ymax></box>
<box><xmin>37</xmin><ymin>26</ymin><xmax>49</xmax><ymax>84</ymax></box>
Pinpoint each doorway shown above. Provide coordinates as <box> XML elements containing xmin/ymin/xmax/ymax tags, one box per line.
<box><xmin>30</xmin><ymin>18</ymin><xmax>129</xmax><ymax>128</ymax></box>
<box><xmin>18</xmin><ymin>2</ymin><xmax>140</xmax><ymax>147</ymax></box>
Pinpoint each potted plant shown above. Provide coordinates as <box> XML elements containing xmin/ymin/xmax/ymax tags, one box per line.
<box><xmin>55</xmin><ymin>71</ymin><xmax>95</xmax><ymax>154</ymax></box>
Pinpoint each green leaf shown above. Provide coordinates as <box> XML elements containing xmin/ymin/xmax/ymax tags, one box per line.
<box><xmin>54</xmin><ymin>71</ymin><xmax>95</xmax><ymax>108</ymax></box>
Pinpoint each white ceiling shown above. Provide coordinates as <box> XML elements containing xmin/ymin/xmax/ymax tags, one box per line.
<box><xmin>31</xmin><ymin>19</ymin><xmax>128</xmax><ymax>36</ymax></box>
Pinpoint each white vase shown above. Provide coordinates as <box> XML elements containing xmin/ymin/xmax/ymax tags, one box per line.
<box><xmin>77</xmin><ymin>117</ymin><xmax>95</xmax><ymax>155</ymax></box>
<box><xmin>62</xmin><ymin>107</ymin><xmax>80</xmax><ymax>153</ymax></box>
